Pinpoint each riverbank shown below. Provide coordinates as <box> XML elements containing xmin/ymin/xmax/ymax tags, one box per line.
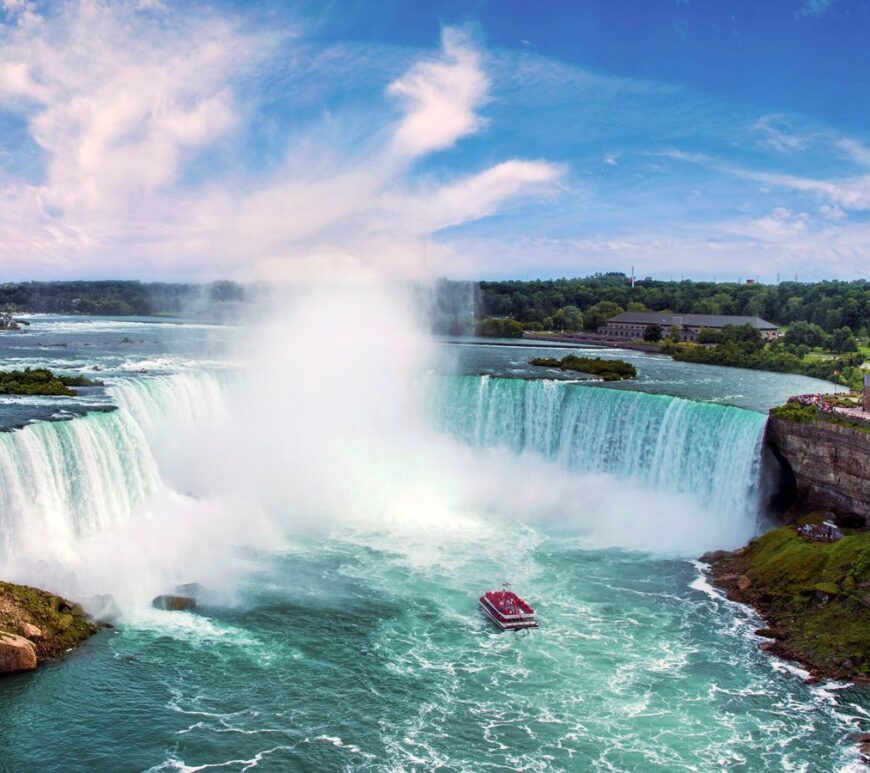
<box><xmin>703</xmin><ymin>517</ymin><xmax>870</xmax><ymax>683</ymax></box>
<box><xmin>0</xmin><ymin>581</ymin><xmax>97</xmax><ymax>674</ymax></box>
<box><xmin>522</xmin><ymin>331</ymin><xmax>663</xmax><ymax>353</ymax></box>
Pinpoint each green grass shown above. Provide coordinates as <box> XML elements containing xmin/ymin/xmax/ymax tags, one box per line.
<box><xmin>770</xmin><ymin>400</ymin><xmax>870</xmax><ymax>433</ymax></box>
<box><xmin>0</xmin><ymin>581</ymin><xmax>96</xmax><ymax>659</ymax></box>
<box><xmin>720</xmin><ymin>526</ymin><xmax>870</xmax><ymax>673</ymax></box>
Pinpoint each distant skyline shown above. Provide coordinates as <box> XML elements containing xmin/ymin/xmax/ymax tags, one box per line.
<box><xmin>0</xmin><ymin>0</ymin><xmax>868</xmax><ymax>282</ymax></box>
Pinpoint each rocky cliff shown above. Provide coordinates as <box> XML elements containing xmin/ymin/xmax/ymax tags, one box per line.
<box><xmin>765</xmin><ymin>415</ymin><xmax>870</xmax><ymax>520</ymax></box>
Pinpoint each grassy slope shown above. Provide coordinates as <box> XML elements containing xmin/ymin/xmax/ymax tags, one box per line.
<box><xmin>713</xmin><ymin>521</ymin><xmax>870</xmax><ymax>679</ymax></box>
<box><xmin>0</xmin><ymin>581</ymin><xmax>97</xmax><ymax>660</ymax></box>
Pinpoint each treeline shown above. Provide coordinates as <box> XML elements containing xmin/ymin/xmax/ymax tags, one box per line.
<box><xmin>0</xmin><ymin>281</ymin><xmax>247</xmax><ymax>316</ymax></box>
<box><xmin>661</xmin><ymin>324</ymin><xmax>866</xmax><ymax>391</ymax></box>
<box><xmin>478</xmin><ymin>274</ymin><xmax>870</xmax><ymax>335</ymax></box>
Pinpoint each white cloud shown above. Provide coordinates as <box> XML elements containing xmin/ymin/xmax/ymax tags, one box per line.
<box><xmin>387</xmin><ymin>27</ymin><xmax>489</xmax><ymax>157</ymax></box>
<box><xmin>660</xmin><ymin>147</ymin><xmax>870</xmax><ymax>212</ymax></box>
<box><xmin>752</xmin><ymin>115</ymin><xmax>810</xmax><ymax>154</ymax></box>
<box><xmin>0</xmin><ymin>6</ymin><xmax>562</xmax><ymax>280</ymax></box>
<box><xmin>835</xmin><ymin>137</ymin><xmax>870</xmax><ymax>167</ymax></box>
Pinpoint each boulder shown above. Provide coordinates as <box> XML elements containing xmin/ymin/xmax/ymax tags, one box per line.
<box><xmin>737</xmin><ymin>575</ymin><xmax>752</xmax><ymax>591</ymax></box>
<box><xmin>755</xmin><ymin>628</ymin><xmax>783</xmax><ymax>639</ymax></box>
<box><xmin>699</xmin><ymin>550</ymin><xmax>727</xmax><ymax>565</ymax></box>
<box><xmin>21</xmin><ymin>623</ymin><xmax>41</xmax><ymax>639</ymax></box>
<box><xmin>152</xmin><ymin>595</ymin><xmax>196</xmax><ymax>612</ymax></box>
<box><xmin>0</xmin><ymin>632</ymin><xmax>37</xmax><ymax>674</ymax></box>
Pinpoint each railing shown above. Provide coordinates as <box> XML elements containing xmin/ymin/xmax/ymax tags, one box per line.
<box><xmin>787</xmin><ymin>393</ymin><xmax>869</xmax><ymax>424</ymax></box>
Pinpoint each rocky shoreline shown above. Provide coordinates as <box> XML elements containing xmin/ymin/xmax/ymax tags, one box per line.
<box><xmin>701</xmin><ymin>517</ymin><xmax>870</xmax><ymax>684</ymax></box>
<box><xmin>0</xmin><ymin>581</ymin><xmax>98</xmax><ymax>674</ymax></box>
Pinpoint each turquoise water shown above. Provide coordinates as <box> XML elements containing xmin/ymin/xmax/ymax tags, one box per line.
<box><xmin>0</xmin><ymin>316</ymin><xmax>867</xmax><ymax>771</ymax></box>
<box><xmin>4</xmin><ymin>545</ymin><xmax>867</xmax><ymax>771</ymax></box>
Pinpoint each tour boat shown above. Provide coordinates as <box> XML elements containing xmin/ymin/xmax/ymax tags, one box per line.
<box><xmin>479</xmin><ymin>589</ymin><xmax>538</xmax><ymax>630</ymax></box>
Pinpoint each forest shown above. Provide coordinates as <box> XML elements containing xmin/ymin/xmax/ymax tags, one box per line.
<box><xmin>477</xmin><ymin>274</ymin><xmax>870</xmax><ymax>336</ymax></box>
<box><xmin>0</xmin><ymin>281</ymin><xmax>247</xmax><ymax>316</ymax></box>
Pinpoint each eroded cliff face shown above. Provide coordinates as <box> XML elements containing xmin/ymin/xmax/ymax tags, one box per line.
<box><xmin>765</xmin><ymin>416</ymin><xmax>870</xmax><ymax>519</ymax></box>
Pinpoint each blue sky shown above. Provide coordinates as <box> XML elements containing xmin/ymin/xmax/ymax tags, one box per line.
<box><xmin>0</xmin><ymin>0</ymin><xmax>868</xmax><ymax>281</ymax></box>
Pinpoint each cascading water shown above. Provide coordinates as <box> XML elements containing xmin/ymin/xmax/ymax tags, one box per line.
<box><xmin>429</xmin><ymin>375</ymin><xmax>768</xmax><ymax>520</ymax></box>
<box><xmin>0</xmin><ymin>366</ymin><xmax>769</xmax><ymax>578</ymax></box>
<box><xmin>0</xmin><ymin>408</ymin><xmax>159</xmax><ymax>562</ymax></box>
<box><xmin>0</xmin><ymin>373</ymin><xmax>229</xmax><ymax>571</ymax></box>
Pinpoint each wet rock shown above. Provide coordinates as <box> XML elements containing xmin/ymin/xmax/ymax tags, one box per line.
<box><xmin>737</xmin><ymin>575</ymin><xmax>752</xmax><ymax>591</ymax></box>
<box><xmin>755</xmin><ymin>628</ymin><xmax>783</xmax><ymax>639</ymax></box>
<box><xmin>760</xmin><ymin>641</ymin><xmax>777</xmax><ymax>652</ymax></box>
<box><xmin>0</xmin><ymin>632</ymin><xmax>37</xmax><ymax>674</ymax></box>
<box><xmin>699</xmin><ymin>550</ymin><xmax>727</xmax><ymax>564</ymax></box>
<box><xmin>718</xmin><ymin>573</ymin><xmax>742</xmax><ymax>583</ymax></box>
<box><xmin>152</xmin><ymin>595</ymin><xmax>196</xmax><ymax>612</ymax></box>
<box><xmin>21</xmin><ymin>623</ymin><xmax>41</xmax><ymax>639</ymax></box>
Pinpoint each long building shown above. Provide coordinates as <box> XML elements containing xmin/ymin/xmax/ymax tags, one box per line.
<box><xmin>601</xmin><ymin>312</ymin><xmax>780</xmax><ymax>342</ymax></box>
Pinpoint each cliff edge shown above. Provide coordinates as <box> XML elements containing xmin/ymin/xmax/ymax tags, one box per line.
<box><xmin>765</xmin><ymin>407</ymin><xmax>870</xmax><ymax>520</ymax></box>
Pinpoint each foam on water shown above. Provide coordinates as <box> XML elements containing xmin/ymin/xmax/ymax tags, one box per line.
<box><xmin>0</xmin><ymin>304</ymin><xmax>865</xmax><ymax>770</ymax></box>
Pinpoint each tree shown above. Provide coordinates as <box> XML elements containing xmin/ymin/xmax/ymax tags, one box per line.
<box><xmin>643</xmin><ymin>324</ymin><xmax>663</xmax><ymax>342</ymax></box>
<box><xmin>583</xmin><ymin>301</ymin><xmax>624</xmax><ymax>331</ymax></box>
<box><xmin>784</xmin><ymin>320</ymin><xmax>827</xmax><ymax>349</ymax></box>
<box><xmin>559</xmin><ymin>305</ymin><xmax>583</xmax><ymax>331</ymax></box>
<box><xmin>695</xmin><ymin>326</ymin><xmax>721</xmax><ymax>344</ymax></box>
<box><xmin>667</xmin><ymin>324</ymin><xmax>682</xmax><ymax>343</ymax></box>
<box><xmin>829</xmin><ymin>326</ymin><xmax>859</xmax><ymax>353</ymax></box>
<box><xmin>719</xmin><ymin>323</ymin><xmax>764</xmax><ymax>353</ymax></box>
<box><xmin>475</xmin><ymin>318</ymin><xmax>524</xmax><ymax>338</ymax></box>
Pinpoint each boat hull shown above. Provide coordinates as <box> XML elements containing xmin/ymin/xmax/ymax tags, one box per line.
<box><xmin>479</xmin><ymin>599</ymin><xmax>538</xmax><ymax>630</ymax></box>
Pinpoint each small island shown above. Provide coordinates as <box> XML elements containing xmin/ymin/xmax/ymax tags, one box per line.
<box><xmin>530</xmin><ymin>355</ymin><xmax>637</xmax><ymax>381</ymax></box>
<box><xmin>0</xmin><ymin>368</ymin><xmax>103</xmax><ymax>397</ymax></box>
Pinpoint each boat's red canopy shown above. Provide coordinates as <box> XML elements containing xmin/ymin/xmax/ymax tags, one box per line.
<box><xmin>483</xmin><ymin>590</ymin><xmax>535</xmax><ymax>616</ymax></box>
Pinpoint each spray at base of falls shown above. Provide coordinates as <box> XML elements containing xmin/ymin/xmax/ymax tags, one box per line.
<box><xmin>429</xmin><ymin>375</ymin><xmax>767</xmax><ymax>522</ymax></box>
<box><xmin>0</xmin><ymin>291</ymin><xmax>769</xmax><ymax>611</ymax></box>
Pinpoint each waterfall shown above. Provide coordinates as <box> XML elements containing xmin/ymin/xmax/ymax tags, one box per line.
<box><xmin>0</xmin><ymin>372</ymin><xmax>228</xmax><ymax>564</ymax></box>
<box><xmin>0</xmin><ymin>407</ymin><xmax>159</xmax><ymax>561</ymax></box>
<box><xmin>0</xmin><ymin>370</ymin><xmax>768</xmax><ymax>569</ymax></box>
<box><xmin>429</xmin><ymin>375</ymin><xmax>768</xmax><ymax>518</ymax></box>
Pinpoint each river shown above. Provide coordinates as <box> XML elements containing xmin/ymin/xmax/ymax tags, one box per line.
<box><xmin>0</xmin><ymin>311</ymin><xmax>866</xmax><ymax>771</ymax></box>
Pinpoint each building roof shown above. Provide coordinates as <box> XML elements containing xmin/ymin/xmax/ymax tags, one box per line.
<box><xmin>606</xmin><ymin>312</ymin><xmax>778</xmax><ymax>330</ymax></box>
